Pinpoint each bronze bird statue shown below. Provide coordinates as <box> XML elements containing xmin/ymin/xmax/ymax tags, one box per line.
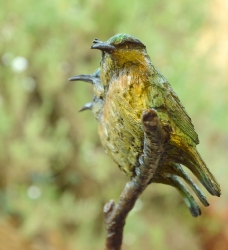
<box><xmin>69</xmin><ymin>34</ymin><xmax>221</xmax><ymax>217</ymax></box>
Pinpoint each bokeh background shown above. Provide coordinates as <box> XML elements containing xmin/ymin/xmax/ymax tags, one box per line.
<box><xmin>1</xmin><ymin>0</ymin><xmax>228</xmax><ymax>249</ymax></box>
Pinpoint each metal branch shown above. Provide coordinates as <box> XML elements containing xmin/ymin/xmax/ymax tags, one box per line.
<box><xmin>104</xmin><ymin>108</ymin><xmax>168</xmax><ymax>250</ymax></box>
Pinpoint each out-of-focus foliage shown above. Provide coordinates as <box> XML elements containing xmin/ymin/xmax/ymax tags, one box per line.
<box><xmin>0</xmin><ymin>0</ymin><xmax>227</xmax><ymax>249</ymax></box>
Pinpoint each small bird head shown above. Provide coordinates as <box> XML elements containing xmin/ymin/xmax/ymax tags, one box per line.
<box><xmin>91</xmin><ymin>34</ymin><xmax>148</xmax><ymax>68</ymax></box>
<box><xmin>91</xmin><ymin>34</ymin><xmax>150</xmax><ymax>85</ymax></box>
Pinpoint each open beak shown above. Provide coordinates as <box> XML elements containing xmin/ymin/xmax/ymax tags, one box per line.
<box><xmin>68</xmin><ymin>74</ymin><xmax>94</xmax><ymax>83</ymax></box>
<box><xmin>69</xmin><ymin>69</ymin><xmax>100</xmax><ymax>84</ymax></box>
<box><xmin>91</xmin><ymin>38</ymin><xmax>115</xmax><ymax>51</ymax></box>
<box><xmin>78</xmin><ymin>102</ymin><xmax>93</xmax><ymax>112</ymax></box>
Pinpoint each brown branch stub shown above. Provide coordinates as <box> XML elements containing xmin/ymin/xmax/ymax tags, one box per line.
<box><xmin>104</xmin><ymin>109</ymin><xmax>169</xmax><ymax>250</ymax></box>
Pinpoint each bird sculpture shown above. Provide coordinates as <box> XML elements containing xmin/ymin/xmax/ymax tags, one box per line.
<box><xmin>69</xmin><ymin>34</ymin><xmax>221</xmax><ymax>217</ymax></box>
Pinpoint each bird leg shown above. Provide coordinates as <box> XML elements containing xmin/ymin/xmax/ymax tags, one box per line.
<box><xmin>104</xmin><ymin>108</ymin><xmax>169</xmax><ymax>250</ymax></box>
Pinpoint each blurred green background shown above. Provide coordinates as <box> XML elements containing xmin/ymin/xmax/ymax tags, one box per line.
<box><xmin>1</xmin><ymin>0</ymin><xmax>228</xmax><ymax>249</ymax></box>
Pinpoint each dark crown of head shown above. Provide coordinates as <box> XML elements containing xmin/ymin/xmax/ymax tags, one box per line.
<box><xmin>108</xmin><ymin>34</ymin><xmax>146</xmax><ymax>47</ymax></box>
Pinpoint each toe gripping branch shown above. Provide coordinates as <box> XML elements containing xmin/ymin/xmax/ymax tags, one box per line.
<box><xmin>104</xmin><ymin>108</ymin><xmax>168</xmax><ymax>250</ymax></box>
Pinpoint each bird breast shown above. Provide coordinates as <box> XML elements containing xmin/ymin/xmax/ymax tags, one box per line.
<box><xmin>97</xmin><ymin>73</ymin><xmax>151</xmax><ymax>176</ymax></box>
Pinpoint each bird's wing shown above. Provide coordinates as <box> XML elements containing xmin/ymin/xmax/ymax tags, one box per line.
<box><xmin>153</xmin><ymin>71</ymin><xmax>199</xmax><ymax>145</ymax></box>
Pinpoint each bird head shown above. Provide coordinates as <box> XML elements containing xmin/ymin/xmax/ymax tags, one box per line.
<box><xmin>91</xmin><ymin>34</ymin><xmax>150</xmax><ymax>67</ymax></box>
<box><xmin>91</xmin><ymin>34</ymin><xmax>151</xmax><ymax>86</ymax></box>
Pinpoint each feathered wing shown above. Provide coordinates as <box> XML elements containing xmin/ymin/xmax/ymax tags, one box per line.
<box><xmin>152</xmin><ymin>71</ymin><xmax>199</xmax><ymax>145</ymax></box>
<box><xmin>149</xmin><ymin>70</ymin><xmax>221</xmax><ymax>197</ymax></box>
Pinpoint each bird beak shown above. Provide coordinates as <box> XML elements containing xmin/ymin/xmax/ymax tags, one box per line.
<box><xmin>91</xmin><ymin>38</ymin><xmax>115</xmax><ymax>51</ymax></box>
<box><xmin>78</xmin><ymin>102</ymin><xmax>93</xmax><ymax>112</ymax></box>
<box><xmin>68</xmin><ymin>74</ymin><xmax>94</xmax><ymax>84</ymax></box>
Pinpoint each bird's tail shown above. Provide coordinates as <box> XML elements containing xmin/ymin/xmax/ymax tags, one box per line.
<box><xmin>153</xmin><ymin>173</ymin><xmax>201</xmax><ymax>217</ymax></box>
<box><xmin>166</xmin><ymin>144</ymin><xmax>221</xmax><ymax>197</ymax></box>
<box><xmin>183</xmin><ymin>147</ymin><xmax>221</xmax><ymax>197</ymax></box>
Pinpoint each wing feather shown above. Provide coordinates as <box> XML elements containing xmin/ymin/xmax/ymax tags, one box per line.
<box><xmin>153</xmin><ymin>71</ymin><xmax>199</xmax><ymax>145</ymax></box>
